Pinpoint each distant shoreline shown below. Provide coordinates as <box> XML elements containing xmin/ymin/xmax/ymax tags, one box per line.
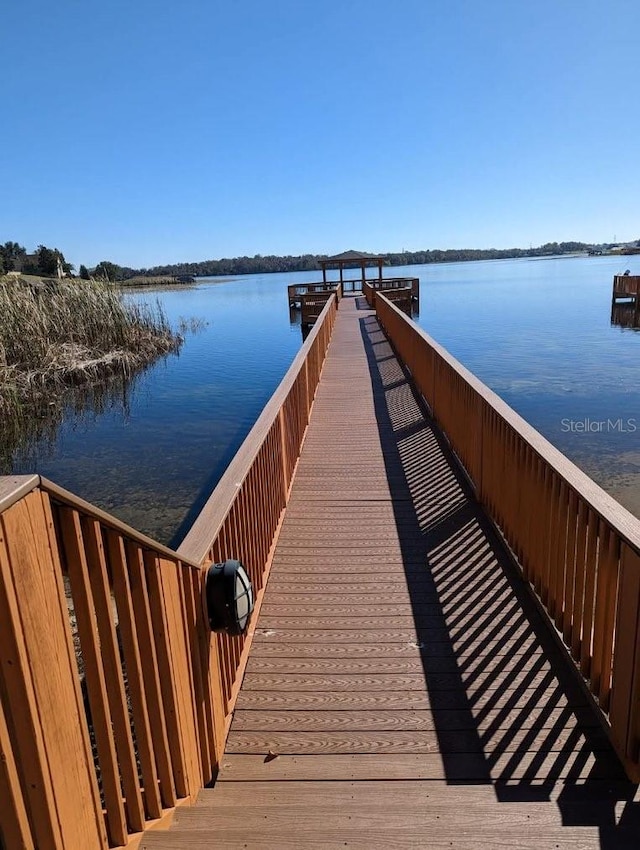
<box><xmin>120</xmin><ymin>240</ymin><xmax>639</xmax><ymax>281</ymax></box>
<box><xmin>115</xmin><ymin>274</ymin><xmax>196</xmax><ymax>287</ymax></box>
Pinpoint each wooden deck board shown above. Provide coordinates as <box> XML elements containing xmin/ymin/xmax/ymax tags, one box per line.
<box><xmin>150</xmin><ymin>298</ymin><xmax>638</xmax><ymax>848</ymax></box>
<box><xmin>142</xmin><ymin>826</ymin><xmax>639</xmax><ymax>850</ymax></box>
<box><xmin>244</xmin><ymin>652</ymin><xmax>549</xmax><ymax>675</ymax></box>
<box><xmin>217</xmin><ymin>752</ymin><xmax>624</xmax><ymax>783</ymax></box>
<box><xmin>226</xmin><ymin>728</ymin><xmax>612</xmax><ymax>756</ymax></box>
<box><xmin>193</xmin><ymin>777</ymin><xmax>640</xmax><ymax>805</ymax></box>
<box><xmin>234</xmin><ymin>688</ymin><xmax>590</xmax><ymax>713</ymax></box>
<box><xmin>231</xmin><ymin>706</ymin><xmax>602</xmax><ymax>732</ymax></box>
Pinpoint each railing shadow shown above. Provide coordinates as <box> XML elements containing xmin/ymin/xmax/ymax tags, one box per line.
<box><xmin>359</xmin><ymin>313</ymin><xmax>639</xmax><ymax>847</ymax></box>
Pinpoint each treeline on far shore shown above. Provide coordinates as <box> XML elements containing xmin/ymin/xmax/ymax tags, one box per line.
<box><xmin>3</xmin><ymin>238</ymin><xmax>640</xmax><ymax>285</ymax></box>
<box><xmin>121</xmin><ymin>240</ymin><xmax>638</xmax><ymax>280</ymax></box>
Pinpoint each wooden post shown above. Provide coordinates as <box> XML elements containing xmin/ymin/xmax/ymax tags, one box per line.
<box><xmin>609</xmin><ymin>543</ymin><xmax>640</xmax><ymax>781</ymax></box>
<box><xmin>322</xmin><ymin>263</ymin><xmax>327</xmax><ymax>283</ymax></box>
<box><xmin>0</xmin><ymin>490</ymin><xmax>107</xmax><ymax>849</ymax></box>
<box><xmin>0</xmin><ymin>691</ymin><xmax>33</xmax><ymax>850</ymax></box>
<box><xmin>58</xmin><ymin>507</ymin><xmax>130</xmax><ymax>846</ymax></box>
<box><xmin>279</xmin><ymin>407</ymin><xmax>290</xmax><ymax>501</ymax></box>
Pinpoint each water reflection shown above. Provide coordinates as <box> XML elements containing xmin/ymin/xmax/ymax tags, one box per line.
<box><xmin>1</xmin><ymin>359</ymin><xmax>160</xmax><ymax>474</ymax></box>
<box><xmin>611</xmin><ymin>302</ymin><xmax>640</xmax><ymax>331</ymax></box>
<box><xmin>611</xmin><ymin>274</ymin><xmax>640</xmax><ymax>332</ymax></box>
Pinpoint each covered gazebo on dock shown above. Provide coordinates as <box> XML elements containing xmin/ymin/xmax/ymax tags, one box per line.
<box><xmin>288</xmin><ymin>249</ymin><xmax>420</xmax><ymax>325</ymax></box>
<box><xmin>319</xmin><ymin>249</ymin><xmax>386</xmax><ymax>286</ymax></box>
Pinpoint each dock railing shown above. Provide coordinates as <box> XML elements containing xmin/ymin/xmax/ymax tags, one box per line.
<box><xmin>376</xmin><ymin>292</ymin><xmax>640</xmax><ymax>781</ymax></box>
<box><xmin>0</xmin><ymin>293</ymin><xmax>338</xmax><ymax>849</ymax></box>
<box><xmin>330</xmin><ymin>277</ymin><xmax>365</xmax><ymax>294</ymax></box>
<box><xmin>300</xmin><ymin>289</ymin><xmax>336</xmax><ymax>325</ymax></box>
<box><xmin>288</xmin><ymin>277</ymin><xmax>418</xmax><ymax>305</ymax></box>
<box><xmin>287</xmin><ymin>280</ymin><xmax>343</xmax><ymax>306</ymax></box>
<box><xmin>363</xmin><ymin>280</ymin><xmax>415</xmax><ymax>314</ymax></box>
<box><xmin>613</xmin><ymin>274</ymin><xmax>640</xmax><ymax>299</ymax></box>
<box><xmin>362</xmin><ymin>280</ymin><xmax>375</xmax><ymax>308</ymax></box>
<box><xmin>367</xmin><ymin>276</ymin><xmax>419</xmax><ymax>299</ymax></box>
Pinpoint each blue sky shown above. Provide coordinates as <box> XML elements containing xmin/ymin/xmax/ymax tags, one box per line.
<box><xmin>2</xmin><ymin>0</ymin><xmax>639</xmax><ymax>268</ymax></box>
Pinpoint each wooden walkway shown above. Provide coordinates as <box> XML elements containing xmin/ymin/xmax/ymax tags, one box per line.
<box><xmin>145</xmin><ymin>299</ymin><xmax>639</xmax><ymax>849</ymax></box>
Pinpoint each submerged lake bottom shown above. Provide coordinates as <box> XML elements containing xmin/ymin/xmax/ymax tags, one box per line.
<box><xmin>7</xmin><ymin>254</ymin><xmax>640</xmax><ymax>546</ymax></box>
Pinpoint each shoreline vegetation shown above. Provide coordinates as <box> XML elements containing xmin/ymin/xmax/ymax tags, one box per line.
<box><xmin>3</xmin><ymin>238</ymin><xmax>639</xmax><ymax>287</ymax></box>
<box><xmin>115</xmin><ymin>274</ymin><xmax>196</xmax><ymax>287</ymax></box>
<box><xmin>114</xmin><ymin>239</ymin><xmax>640</xmax><ymax>281</ymax></box>
<box><xmin>0</xmin><ymin>274</ymin><xmax>181</xmax><ymax>470</ymax></box>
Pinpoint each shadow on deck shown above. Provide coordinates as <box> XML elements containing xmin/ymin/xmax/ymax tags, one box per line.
<box><xmin>141</xmin><ymin>301</ymin><xmax>640</xmax><ymax>849</ymax></box>
<box><xmin>359</xmin><ymin>312</ymin><xmax>640</xmax><ymax>843</ymax></box>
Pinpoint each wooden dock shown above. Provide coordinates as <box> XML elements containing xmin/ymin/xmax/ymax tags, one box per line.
<box><xmin>290</xmin><ymin>278</ymin><xmax>419</xmax><ymax>325</ymax></box>
<box><xmin>612</xmin><ymin>274</ymin><xmax>640</xmax><ymax>303</ymax></box>
<box><xmin>3</xmin><ymin>293</ymin><xmax>640</xmax><ymax>850</ymax></box>
<box><xmin>143</xmin><ymin>298</ymin><xmax>638</xmax><ymax>849</ymax></box>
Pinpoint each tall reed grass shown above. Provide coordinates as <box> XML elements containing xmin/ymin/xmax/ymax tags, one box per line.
<box><xmin>0</xmin><ymin>276</ymin><xmax>180</xmax><ymax>466</ymax></box>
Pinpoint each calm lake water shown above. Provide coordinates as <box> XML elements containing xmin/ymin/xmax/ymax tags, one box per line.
<box><xmin>9</xmin><ymin>255</ymin><xmax>640</xmax><ymax>545</ymax></box>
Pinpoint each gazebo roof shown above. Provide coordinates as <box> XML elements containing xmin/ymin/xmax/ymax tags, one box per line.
<box><xmin>320</xmin><ymin>250</ymin><xmax>386</xmax><ymax>267</ymax></box>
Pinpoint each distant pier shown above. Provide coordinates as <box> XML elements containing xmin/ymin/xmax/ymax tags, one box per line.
<box><xmin>612</xmin><ymin>273</ymin><xmax>640</xmax><ymax>304</ymax></box>
<box><xmin>611</xmin><ymin>274</ymin><xmax>640</xmax><ymax>329</ymax></box>
<box><xmin>288</xmin><ymin>250</ymin><xmax>419</xmax><ymax>326</ymax></box>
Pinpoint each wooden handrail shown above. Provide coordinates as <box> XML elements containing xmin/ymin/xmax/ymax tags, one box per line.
<box><xmin>178</xmin><ymin>293</ymin><xmax>337</xmax><ymax>563</ymax></box>
<box><xmin>363</xmin><ymin>280</ymin><xmax>415</xmax><ymax>313</ymax></box>
<box><xmin>42</xmin><ymin>477</ymin><xmax>201</xmax><ymax>568</ymax></box>
<box><xmin>0</xmin><ymin>478</ymin><xmax>214</xmax><ymax>849</ymax></box>
<box><xmin>0</xmin><ymin>473</ymin><xmax>39</xmax><ymax>513</ymax></box>
<box><xmin>376</xmin><ymin>292</ymin><xmax>640</xmax><ymax>781</ymax></box>
<box><xmin>367</xmin><ymin>276</ymin><xmax>419</xmax><ymax>296</ymax></box>
<box><xmin>287</xmin><ymin>281</ymin><xmax>342</xmax><ymax>305</ymax></box>
<box><xmin>0</xmin><ymin>293</ymin><xmax>338</xmax><ymax>849</ymax></box>
<box><xmin>362</xmin><ymin>280</ymin><xmax>375</xmax><ymax>308</ymax></box>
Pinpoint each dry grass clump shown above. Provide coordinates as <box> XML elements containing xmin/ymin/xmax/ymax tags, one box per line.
<box><xmin>0</xmin><ymin>276</ymin><xmax>180</xmax><ymax>460</ymax></box>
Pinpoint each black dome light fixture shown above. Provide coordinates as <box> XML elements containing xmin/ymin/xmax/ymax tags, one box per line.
<box><xmin>205</xmin><ymin>559</ymin><xmax>254</xmax><ymax>635</ymax></box>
